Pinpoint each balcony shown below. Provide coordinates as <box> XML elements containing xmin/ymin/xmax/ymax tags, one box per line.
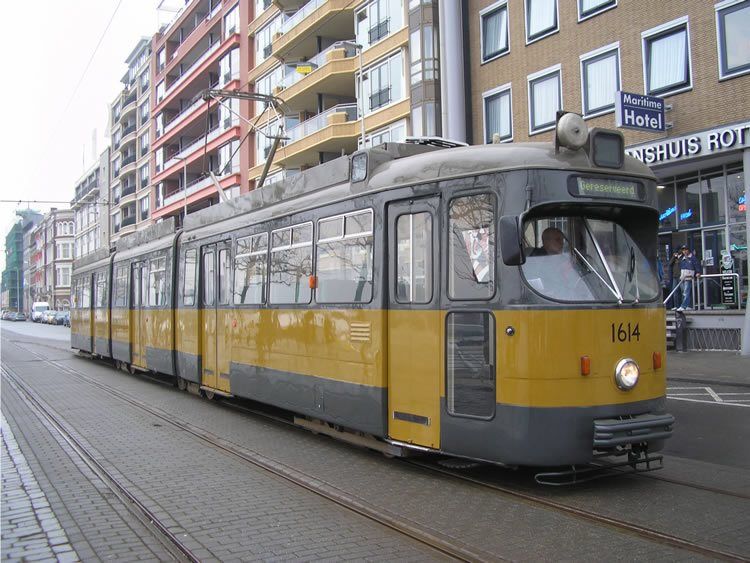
<box><xmin>272</xmin><ymin>0</ymin><xmax>356</xmax><ymax>60</ymax></box>
<box><xmin>122</xmin><ymin>91</ymin><xmax>138</xmax><ymax>110</ymax></box>
<box><xmin>121</xmin><ymin>183</ymin><xmax>136</xmax><ymax>198</ymax></box>
<box><xmin>162</xmin><ymin>40</ymin><xmax>222</xmax><ymax>101</ymax></box>
<box><xmin>162</xmin><ymin>81</ymin><xmax>218</xmax><ymax>136</ymax></box>
<box><xmin>368</xmin><ymin>18</ymin><xmax>390</xmax><ymax>44</ymax></box>
<box><xmin>121</xmin><ymin>215</ymin><xmax>136</xmax><ymax>228</ymax></box>
<box><xmin>156</xmin><ymin>167</ymin><xmax>239</xmax><ymax>212</ymax></box>
<box><xmin>122</xmin><ymin>154</ymin><xmax>136</xmax><ymax>167</ymax></box>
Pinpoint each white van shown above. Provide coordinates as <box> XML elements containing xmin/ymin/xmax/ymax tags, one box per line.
<box><xmin>31</xmin><ymin>302</ymin><xmax>50</xmax><ymax>322</ymax></box>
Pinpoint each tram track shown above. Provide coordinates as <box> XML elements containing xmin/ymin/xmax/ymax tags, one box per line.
<box><xmin>4</xmin><ymin>341</ymin><xmax>486</xmax><ymax>563</ymax></box>
<box><xmin>404</xmin><ymin>459</ymin><xmax>750</xmax><ymax>562</ymax></box>
<box><xmin>6</xmin><ymin>338</ymin><xmax>749</xmax><ymax>562</ymax></box>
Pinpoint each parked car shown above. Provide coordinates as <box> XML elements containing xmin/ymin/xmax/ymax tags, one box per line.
<box><xmin>1</xmin><ymin>310</ymin><xmax>11</xmax><ymax>320</ymax></box>
<box><xmin>53</xmin><ymin>311</ymin><xmax>69</xmax><ymax>326</ymax></box>
<box><xmin>10</xmin><ymin>312</ymin><xmax>26</xmax><ymax>321</ymax></box>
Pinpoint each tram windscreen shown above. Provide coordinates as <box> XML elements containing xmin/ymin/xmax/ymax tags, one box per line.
<box><xmin>520</xmin><ymin>216</ymin><xmax>660</xmax><ymax>303</ymax></box>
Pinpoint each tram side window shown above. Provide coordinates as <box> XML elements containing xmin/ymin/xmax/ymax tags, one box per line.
<box><xmin>448</xmin><ymin>193</ymin><xmax>496</xmax><ymax>300</ymax></box>
<box><xmin>203</xmin><ymin>251</ymin><xmax>215</xmax><ymax>306</ymax></box>
<box><xmin>270</xmin><ymin>223</ymin><xmax>313</xmax><ymax>304</ymax></box>
<box><xmin>396</xmin><ymin>212</ymin><xmax>432</xmax><ymax>303</ymax></box>
<box><xmin>95</xmin><ymin>273</ymin><xmax>107</xmax><ymax>308</ymax></box>
<box><xmin>82</xmin><ymin>277</ymin><xmax>91</xmax><ymax>309</ymax></box>
<box><xmin>113</xmin><ymin>265</ymin><xmax>128</xmax><ymax>307</ymax></box>
<box><xmin>149</xmin><ymin>256</ymin><xmax>167</xmax><ymax>307</ymax></box>
<box><xmin>446</xmin><ymin>312</ymin><xmax>496</xmax><ymax>418</ymax></box>
<box><xmin>218</xmin><ymin>249</ymin><xmax>230</xmax><ymax>305</ymax></box>
<box><xmin>316</xmin><ymin>210</ymin><xmax>374</xmax><ymax>303</ymax></box>
<box><xmin>234</xmin><ymin>233</ymin><xmax>267</xmax><ymax>305</ymax></box>
<box><xmin>183</xmin><ymin>249</ymin><xmax>197</xmax><ymax>306</ymax></box>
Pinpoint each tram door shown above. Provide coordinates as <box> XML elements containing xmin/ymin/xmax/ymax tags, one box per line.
<box><xmin>386</xmin><ymin>197</ymin><xmax>441</xmax><ymax>448</ymax></box>
<box><xmin>200</xmin><ymin>242</ymin><xmax>232</xmax><ymax>393</ymax></box>
<box><xmin>131</xmin><ymin>262</ymin><xmax>147</xmax><ymax>367</ymax></box>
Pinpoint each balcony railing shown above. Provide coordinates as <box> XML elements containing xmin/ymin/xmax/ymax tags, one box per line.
<box><xmin>121</xmin><ymin>215</ymin><xmax>136</xmax><ymax>228</ymax></box>
<box><xmin>163</xmin><ymin>40</ymin><xmax>222</xmax><ymax>100</ymax></box>
<box><xmin>122</xmin><ymin>184</ymin><xmax>136</xmax><ymax>197</ymax></box>
<box><xmin>160</xmin><ymin>165</ymin><xmax>239</xmax><ymax>208</ymax></box>
<box><xmin>162</xmin><ymin>79</ymin><xmax>218</xmax><ymax>135</ymax></box>
<box><xmin>281</xmin><ymin>0</ymin><xmax>325</xmax><ymax>35</ymax></box>
<box><xmin>286</xmin><ymin>103</ymin><xmax>357</xmax><ymax>143</ymax></box>
<box><xmin>122</xmin><ymin>155</ymin><xmax>137</xmax><ymax>167</ymax></box>
<box><xmin>369</xmin><ymin>86</ymin><xmax>391</xmax><ymax>111</ymax></box>
<box><xmin>279</xmin><ymin>41</ymin><xmax>357</xmax><ymax>89</ymax></box>
<box><xmin>162</xmin><ymin>123</ymin><xmax>227</xmax><ymax>170</ymax></box>
<box><xmin>263</xmin><ymin>44</ymin><xmax>273</xmax><ymax>59</ymax></box>
<box><xmin>122</xmin><ymin>91</ymin><xmax>138</xmax><ymax>108</ymax></box>
<box><xmin>368</xmin><ymin>18</ymin><xmax>390</xmax><ymax>44</ymax></box>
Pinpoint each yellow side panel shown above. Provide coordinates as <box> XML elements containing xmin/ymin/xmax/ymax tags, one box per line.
<box><xmin>71</xmin><ymin>309</ymin><xmax>91</xmax><ymax>338</ymax></box>
<box><xmin>495</xmin><ymin>308</ymin><xmax>666</xmax><ymax>407</ymax></box>
<box><xmin>111</xmin><ymin>308</ymin><xmax>129</xmax><ymax>351</ymax></box>
<box><xmin>201</xmin><ymin>307</ymin><xmax>217</xmax><ymax>388</ymax></box>
<box><xmin>216</xmin><ymin>309</ymin><xmax>232</xmax><ymax>393</ymax></box>
<box><xmin>93</xmin><ymin>309</ymin><xmax>109</xmax><ymax>342</ymax></box>
<box><xmin>387</xmin><ymin>310</ymin><xmax>441</xmax><ymax>448</ymax></box>
<box><xmin>176</xmin><ymin>308</ymin><xmax>199</xmax><ymax>357</ymax></box>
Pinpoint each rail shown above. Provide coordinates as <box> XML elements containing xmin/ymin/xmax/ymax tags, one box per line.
<box><xmin>286</xmin><ymin>103</ymin><xmax>357</xmax><ymax>143</ymax></box>
<box><xmin>664</xmin><ymin>272</ymin><xmax>742</xmax><ymax>310</ymax></box>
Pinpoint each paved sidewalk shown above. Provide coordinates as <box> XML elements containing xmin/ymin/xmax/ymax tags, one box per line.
<box><xmin>667</xmin><ymin>351</ymin><xmax>750</xmax><ymax>387</ymax></box>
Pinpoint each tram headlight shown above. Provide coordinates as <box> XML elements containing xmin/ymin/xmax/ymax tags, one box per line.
<box><xmin>614</xmin><ymin>358</ymin><xmax>640</xmax><ymax>391</ymax></box>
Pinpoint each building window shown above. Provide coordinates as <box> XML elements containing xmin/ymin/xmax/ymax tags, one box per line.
<box><xmin>361</xmin><ymin>52</ymin><xmax>404</xmax><ymax>114</ymax></box>
<box><xmin>525</xmin><ymin>0</ymin><xmax>558</xmax><ymax>43</ymax></box>
<box><xmin>219</xmin><ymin>47</ymin><xmax>240</xmax><ymax>87</ymax></box>
<box><xmin>356</xmin><ymin>0</ymin><xmax>404</xmax><ymax>50</ymax></box>
<box><xmin>140</xmin><ymin>100</ymin><xmax>150</xmax><ymax>125</ymax></box>
<box><xmin>255</xmin><ymin>67</ymin><xmax>284</xmax><ymax>114</ymax></box>
<box><xmin>642</xmin><ymin>17</ymin><xmax>692</xmax><ymax>96</ymax></box>
<box><xmin>256</xmin><ymin>16</ymin><xmax>281</xmax><ymax>63</ymax></box>
<box><xmin>156</xmin><ymin>80</ymin><xmax>165</xmax><ymax>103</ymax></box>
<box><xmin>483</xmin><ymin>84</ymin><xmax>512</xmax><ymax>143</ymax></box>
<box><xmin>139</xmin><ymin>164</ymin><xmax>149</xmax><ymax>188</ymax></box>
<box><xmin>363</xmin><ymin>120</ymin><xmax>406</xmax><ymax>147</ymax></box>
<box><xmin>140</xmin><ymin>196</ymin><xmax>150</xmax><ymax>221</ymax></box>
<box><xmin>224</xmin><ymin>4</ymin><xmax>239</xmax><ymax>38</ymax></box>
<box><xmin>140</xmin><ymin>131</ymin><xmax>150</xmax><ymax>156</ymax></box>
<box><xmin>481</xmin><ymin>2</ymin><xmax>509</xmax><ymax>63</ymax></box>
<box><xmin>716</xmin><ymin>0</ymin><xmax>750</xmax><ymax>80</ymax></box>
<box><xmin>580</xmin><ymin>44</ymin><xmax>620</xmax><ymax>117</ymax></box>
<box><xmin>157</xmin><ymin>48</ymin><xmax>166</xmax><ymax>72</ymax></box>
<box><xmin>578</xmin><ymin>0</ymin><xmax>616</xmax><ymax>21</ymax></box>
<box><xmin>528</xmin><ymin>65</ymin><xmax>561</xmax><ymax>134</ymax></box>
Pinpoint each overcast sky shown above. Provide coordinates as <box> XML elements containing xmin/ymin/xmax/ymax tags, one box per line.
<box><xmin>0</xmin><ymin>0</ymin><xmax>176</xmax><ymax>270</ymax></box>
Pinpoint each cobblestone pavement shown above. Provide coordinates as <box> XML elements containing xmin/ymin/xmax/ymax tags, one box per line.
<box><xmin>2</xmin><ymin>326</ymin><xmax>749</xmax><ymax>561</ymax></box>
<box><xmin>1</xmin><ymin>414</ymin><xmax>78</xmax><ymax>562</ymax></box>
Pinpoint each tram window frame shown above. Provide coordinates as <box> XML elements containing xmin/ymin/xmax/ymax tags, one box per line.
<box><xmin>233</xmin><ymin>232</ymin><xmax>268</xmax><ymax>306</ymax></box>
<box><xmin>445</xmin><ymin>310</ymin><xmax>497</xmax><ymax>420</ymax></box>
<box><xmin>218</xmin><ymin>248</ymin><xmax>230</xmax><ymax>305</ymax></box>
<box><xmin>95</xmin><ymin>272</ymin><xmax>107</xmax><ymax>309</ymax></box>
<box><xmin>316</xmin><ymin>209</ymin><xmax>375</xmax><ymax>304</ymax></box>
<box><xmin>82</xmin><ymin>276</ymin><xmax>91</xmax><ymax>309</ymax></box>
<box><xmin>395</xmin><ymin>212</ymin><xmax>433</xmax><ymax>304</ymax></box>
<box><xmin>202</xmin><ymin>250</ymin><xmax>215</xmax><ymax>307</ymax></box>
<box><xmin>447</xmin><ymin>192</ymin><xmax>497</xmax><ymax>301</ymax></box>
<box><xmin>183</xmin><ymin>248</ymin><xmax>197</xmax><ymax>306</ymax></box>
<box><xmin>269</xmin><ymin>221</ymin><xmax>313</xmax><ymax>305</ymax></box>
<box><xmin>148</xmin><ymin>255</ymin><xmax>167</xmax><ymax>308</ymax></box>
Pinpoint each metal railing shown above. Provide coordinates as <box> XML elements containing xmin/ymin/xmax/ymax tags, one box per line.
<box><xmin>369</xmin><ymin>86</ymin><xmax>391</xmax><ymax>110</ymax></box>
<box><xmin>663</xmin><ymin>273</ymin><xmax>742</xmax><ymax>310</ymax></box>
<box><xmin>163</xmin><ymin>79</ymin><xmax>218</xmax><ymax>134</ymax></box>
<box><xmin>163</xmin><ymin>40</ymin><xmax>222</xmax><ymax>100</ymax></box>
<box><xmin>279</xmin><ymin>41</ymin><xmax>357</xmax><ymax>90</ymax></box>
<box><xmin>280</xmin><ymin>0</ymin><xmax>325</xmax><ymax>34</ymax></box>
<box><xmin>286</xmin><ymin>103</ymin><xmax>357</xmax><ymax>143</ymax></box>
<box><xmin>368</xmin><ymin>18</ymin><xmax>390</xmax><ymax>44</ymax></box>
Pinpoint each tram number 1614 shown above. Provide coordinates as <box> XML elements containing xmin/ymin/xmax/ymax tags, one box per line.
<box><xmin>611</xmin><ymin>322</ymin><xmax>640</xmax><ymax>343</ymax></box>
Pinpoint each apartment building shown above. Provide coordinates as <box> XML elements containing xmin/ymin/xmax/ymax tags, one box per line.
<box><xmin>248</xmin><ymin>0</ymin><xmax>445</xmax><ymax>186</ymax></box>
<box><xmin>29</xmin><ymin>209</ymin><xmax>74</xmax><ymax>311</ymax></box>
<box><xmin>151</xmin><ymin>0</ymin><xmax>249</xmax><ymax>225</ymax></box>
<box><xmin>470</xmin><ymin>0</ymin><xmax>749</xmax><ymax>309</ymax></box>
<box><xmin>110</xmin><ymin>38</ymin><xmax>153</xmax><ymax>243</ymax></box>
<box><xmin>1</xmin><ymin>210</ymin><xmax>41</xmax><ymax>312</ymax></box>
<box><xmin>72</xmin><ymin>148</ymin><xmax>111</xmax><ymax>260</ymax></box>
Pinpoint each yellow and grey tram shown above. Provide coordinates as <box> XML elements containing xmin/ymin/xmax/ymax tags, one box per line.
<box><xmin>72</xmin><ymin>114</ymin><xmax>673</xmax><ymax>479</ymax></box>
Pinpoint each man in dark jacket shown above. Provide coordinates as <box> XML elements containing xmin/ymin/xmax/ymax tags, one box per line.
<box><xmin>676</xmin><ymin>246</ymin><xmax>701</xmax><ymax>310</ymax></box>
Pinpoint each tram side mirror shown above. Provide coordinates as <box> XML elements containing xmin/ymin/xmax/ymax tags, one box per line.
<box><xmin>500</xmin><ymin>215</ymin><xmax>525</xmax><ymax>266</ymax></box>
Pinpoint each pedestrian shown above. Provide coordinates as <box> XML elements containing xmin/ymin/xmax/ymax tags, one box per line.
<box><xmin>676</xmin><ymin>246</ymin><xmax>701</xmax><ymax>311</ymax></box>
<box><xmin>668</xmin><ymin>249</ymin><xmax>682</xmax><ymax>308</ymax></box>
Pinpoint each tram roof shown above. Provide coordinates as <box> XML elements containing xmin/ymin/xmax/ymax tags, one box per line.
<box><xmin>181</xmin><ymin>140</ymin><xmax>656</xmax><ymax>240</ymax></box>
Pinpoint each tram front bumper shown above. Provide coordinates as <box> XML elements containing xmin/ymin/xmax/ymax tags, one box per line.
<box><xmin>593</xmin><ymin>413</ymin><xmax>675</xmax><ymax>449</ymax></box>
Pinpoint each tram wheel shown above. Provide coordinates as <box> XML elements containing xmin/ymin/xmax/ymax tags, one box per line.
<box><xmin>128</xmin><ymin>363</ymin><xmax>136</xmax><ymax>375</ymax></box>
<box><xmin>177</xmin><ymin>377</ymin><xmax>187</xmax><ymax>391</ymax></box>
<box><xmin>202</xmin><ymin>389</ymin><xmax>216</xmax><ymax>400</ymax></box>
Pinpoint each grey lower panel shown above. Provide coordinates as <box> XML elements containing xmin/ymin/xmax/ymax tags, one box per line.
<box><xmin>94</xmin><ymin>337</ymin><xmax>111</xmax><ymax>358</ymax></box>
<box><xmin>230</xmin><ymin>362</ymin><xmax>386</xmax><ymax>436</ymax></box>
<box><xmin>146</xmin><ymin>347</ymin><xmax>174</xmax><ymax>376</ymax></box>
<box><xmin>112</xmin><ymin>340</ymin><xmax>131</xmax><ymax>363</ymax></box>
<box><xmin>440</xmin><ymin>397</ymin><xmax>669</xmax><ymax>467</ymax></box>
<box><xmin>176</xmin><ymin>351</ymin><xmax>200</xmax><ymax>384</ymax></box>
<box><xmin>71</xmin><ymin>333</ymin><xmax>92</xmax><ymax>353</ymax></box>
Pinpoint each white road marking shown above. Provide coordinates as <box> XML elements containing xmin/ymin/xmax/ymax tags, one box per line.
<box><xmin>667</xmin><ymin>386</ymin><xmax>750</xmax><ymax>408</ymax></box>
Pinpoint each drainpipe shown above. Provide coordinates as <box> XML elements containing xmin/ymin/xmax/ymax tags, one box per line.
<box><xmin>438</xmin><ymin>0</ymin><xmax>466</xmax><ymax>143</ymax></box>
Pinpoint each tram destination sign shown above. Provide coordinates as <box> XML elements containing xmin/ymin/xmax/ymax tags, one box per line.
<box><xmin>569</xmin><ymin>177</ymin><xmax>644</xmax><ymax>201</ymax></box>
<box><xmin>615</xmin><ymin>91</ymin><xmax>665</xmax><ymax>132</ymax></box>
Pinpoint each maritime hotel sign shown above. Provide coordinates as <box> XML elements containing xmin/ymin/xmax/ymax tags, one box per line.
<box><xmin>625</xmin><ymin>121</ymin><xmax>750</xmax><ymax>167</ymax></box>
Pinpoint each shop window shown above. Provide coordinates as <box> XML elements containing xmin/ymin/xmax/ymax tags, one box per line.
<box><xmin>657</xmin><ymin>182</ymin><xmax>677</xmax><ymax>232</ymax></box>
<box><xmin>578</xmin><ymin>0</ymin><xmax>616</xmax><ymax>21</ymax></box>
<box><xmin>701</xmin><ymin>173</ymin><xmax>727</xmax><ymax>227</ymax></box>
<box><xmin>727</xmin><ymin>167</ymin><xmax>746</xmax><ymax>223</ymax></box>
<box><xmin>580</xmin><ymin>45</ymin><xmax>620</xmax><ymax>117</ymax></box>
<box><xmin>642</xmin><ymin>18</ymin><xmax>692</xmax><ymax>96</ymax></box>
<box><xmin>481</xmin><ymin>1</ymin><xmax>509</xmax><ymax>63</ymax></box>
<box><xmin>716</xmin><ymin>0</ymin><xmax>750</xmax><ymax>79</ymax></box>
<box><xmin>483</xmin><ymin>85</ymin><xmax>512</xmax><ymax>143</ymax></box>
<box><xmin>729</xmin><ymin>223</ymin><xmax>748</xmax><ymax>303</ymax></box>
<box><xmin>676</xmin><ymin>178</ymin><xmax>701</xmax><ymax>230</ymax></box>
